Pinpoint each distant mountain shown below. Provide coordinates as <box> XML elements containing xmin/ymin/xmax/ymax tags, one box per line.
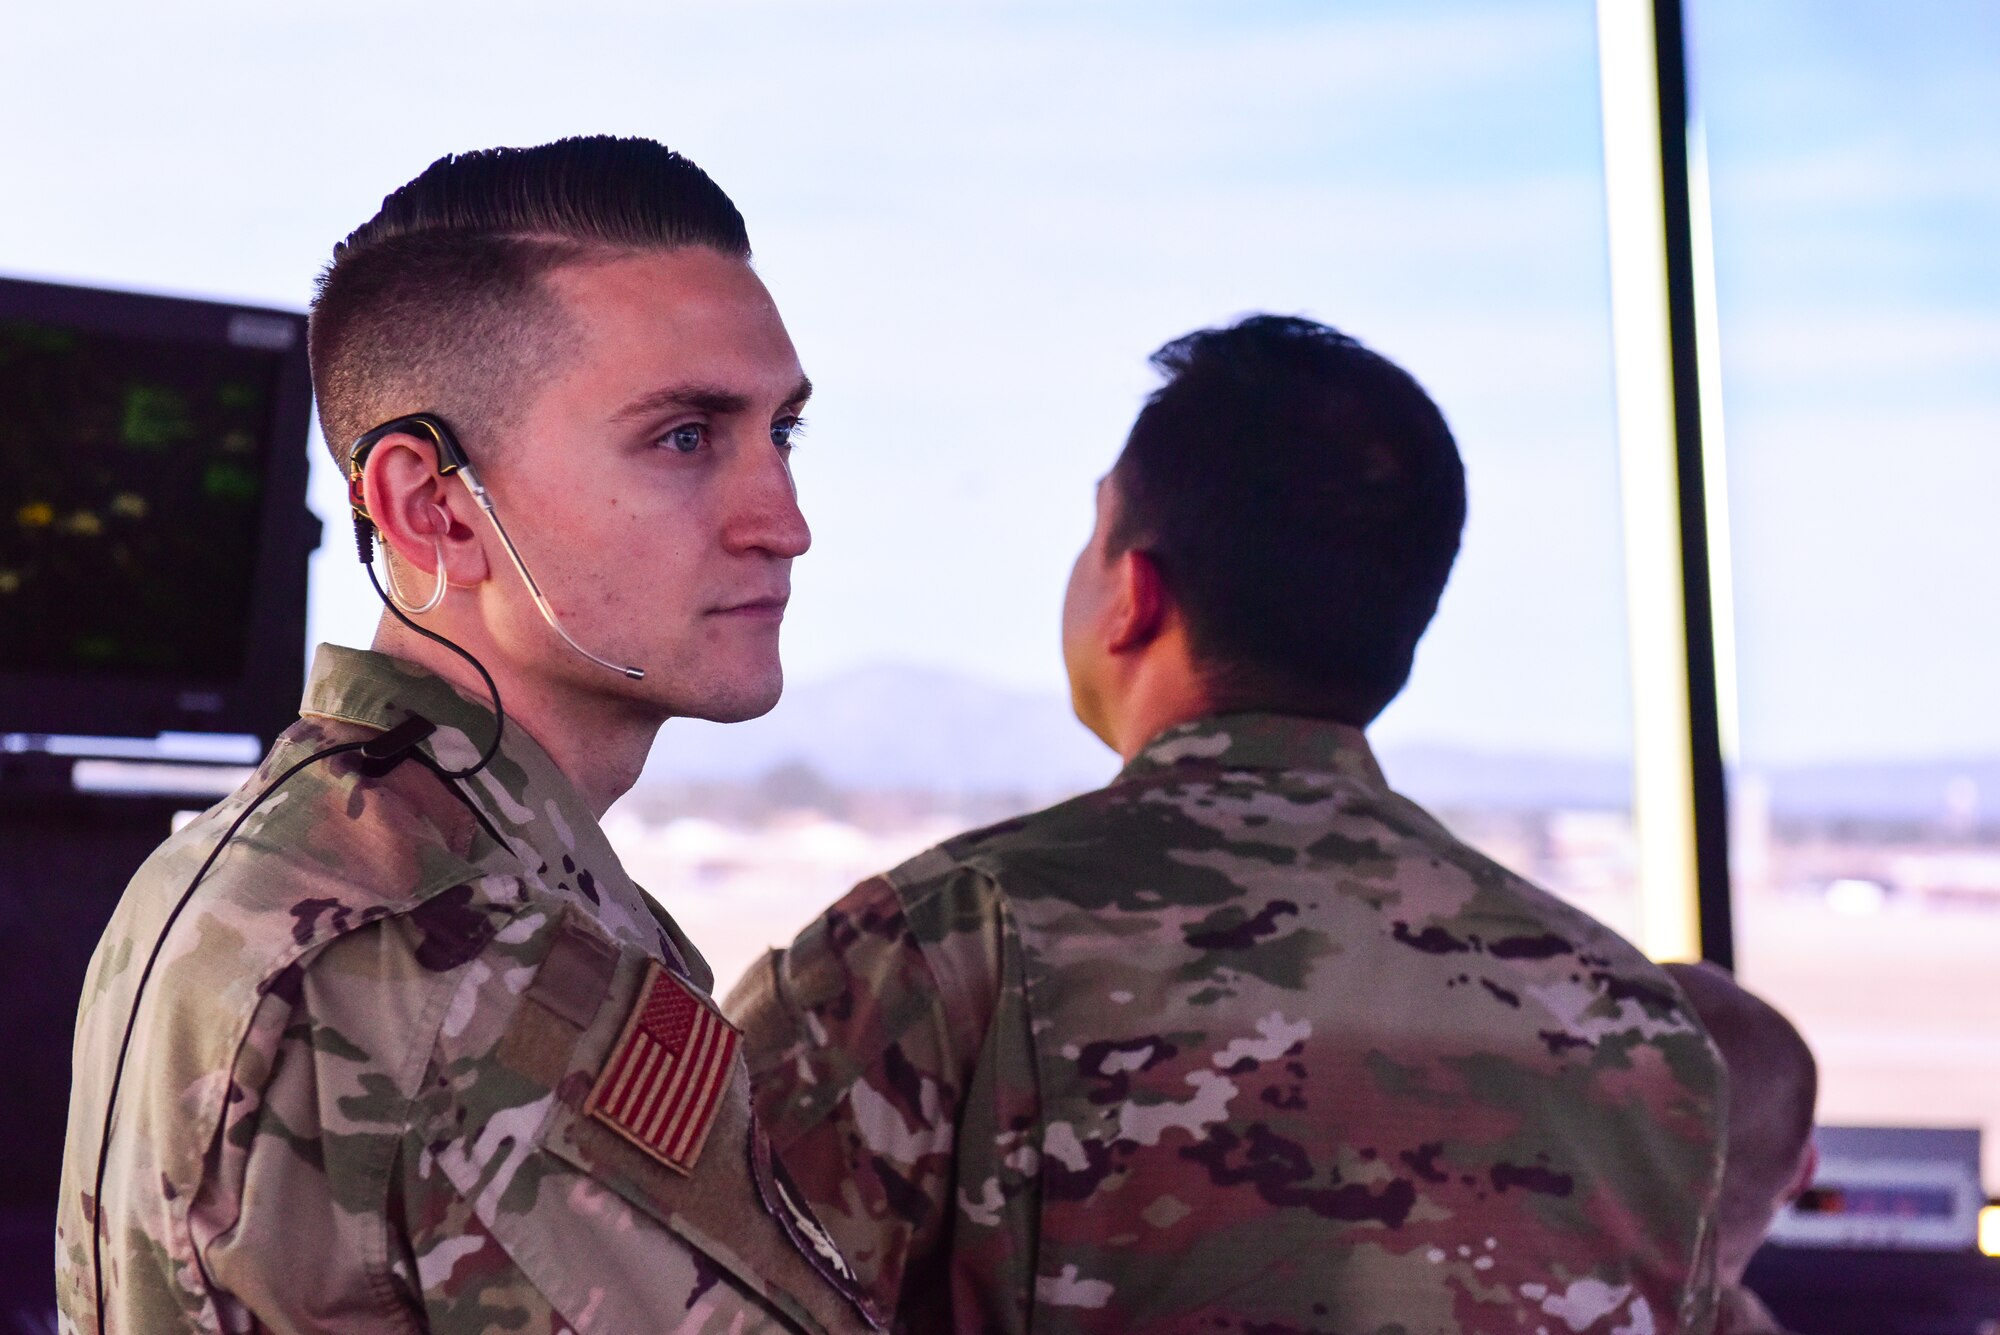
<box><xmin>642</xmin><ymin>663</ymin><xmax>1119</xmax><ymax>795</ymax></box>
<box><xmin>641</xmin><ymin>663</ymin><xmax>1634</xmax><ymax>810</ymax></box>
<box><xmin>1750</xmin><ymin>757</ymin><xmax>2000</xmax><ymax>825</ymax></box>
<box><xmin>638</xmin><ymin>662</ymin><xmax>1998</xmax><ymax>824</ymax></box>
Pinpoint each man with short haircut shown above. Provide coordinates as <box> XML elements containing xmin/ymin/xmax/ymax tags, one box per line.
<box><xmin>1663</xmin><ymin>963</ymin><xmax>1819</xmax><ymax>1335</ymax></box>
<box><xmin>58</xmin><ymin>138</ymin><xmax>874</xmax><ymax>1333</ymax></box>
<box><xmin>730</xmin><ymin>316</ymin><xmax>1727</xmax><ymax>1334</ymax></box>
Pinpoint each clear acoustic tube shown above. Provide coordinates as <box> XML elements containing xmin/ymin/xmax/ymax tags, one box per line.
<box><xmin>455</xmin><ymin>464</ymin><xmax>646</xmax><ymax>680</ymax></box>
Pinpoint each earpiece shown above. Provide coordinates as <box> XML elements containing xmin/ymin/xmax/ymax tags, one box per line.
<box><xmin>347</xmin><ymin>413</ymin><xmax>469</xmax><ymax>565</ymax></box>
<box><xmin>383</xmin><ymin>530</ymin><xmax>448</xmax><ymax>616</ymax></box>
<box><xmin>347</xmin><ymin>413</ymin><xmax>646</xmax><ymax>680</ymax></box>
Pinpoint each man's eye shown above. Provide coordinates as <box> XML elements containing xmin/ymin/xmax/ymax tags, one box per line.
<box><xmin>771</xmin><ymin>416</ymin><xmax>804</xmax><ymax>451</ymax></box>
<box><xmin>659</xmin><ymin>423</ymin><xmax>705</xmax><ymax>454</ymax></box>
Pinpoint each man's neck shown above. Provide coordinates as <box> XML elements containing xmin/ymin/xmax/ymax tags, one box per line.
<box><xmin>372</xmin><ymin>618</ymin><xmax>660</xmax><ymax>819</ymax></box>
<box><xmin>1105</xmin><ymin>655</ymin><xmax>1220</xmax><ymax>763</ymax></box>
<box><xmin>1100</xmin><ymin>652</ymin><xmax>1366</xmax><ymax>763</ymax></box>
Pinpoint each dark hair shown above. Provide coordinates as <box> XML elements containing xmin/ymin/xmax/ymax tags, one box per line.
<box><xmin>1109</xmin><ymin>314</ymin><xmax>1466</xmax><ymax>724</ymax></box>
<box><xmin>308</xmin><ymin>136</ymin><xmax>750</xmax><ymax>463</ymax></box>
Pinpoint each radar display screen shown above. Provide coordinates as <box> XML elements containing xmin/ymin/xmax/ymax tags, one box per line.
<box><xmin>0</xmin><ymin>317</ymin><xmax>286</xmax><ymax>680</ymax></box>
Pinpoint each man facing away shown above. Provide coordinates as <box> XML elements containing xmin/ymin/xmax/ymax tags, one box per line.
<box><xmin>58</xmin><ymin>137</ymin><xmax>876</xmax><ymax>1333</ymax></box>
<box><xmin>1662</xmin><ymin>964</ymin><xmax>1820</xmax><ymax>1335</ymax></box>
<box><xmin>729</xmin><ymin>315</ymin><xmax>1727</xmax><ymax>1334</ymax></box>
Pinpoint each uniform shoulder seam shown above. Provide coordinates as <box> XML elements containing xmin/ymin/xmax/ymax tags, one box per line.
<box><xmin>879</xmin><ymin>789</ymin><xmax>1108</xmax><ymax>890</ymax></box>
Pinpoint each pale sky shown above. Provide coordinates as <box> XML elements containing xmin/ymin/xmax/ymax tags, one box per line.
<box><xmin>1691</xmin><ymin>0</ymin><xmax>2000</xmax><ymax>766</ymax></box>
<box><xmin>2</xmin><ymin>0</ymin><xmax>1992</xmax><ymax>767</ymax></box>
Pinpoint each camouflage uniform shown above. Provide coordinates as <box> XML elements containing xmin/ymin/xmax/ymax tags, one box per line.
<box><xmin>729</xmin><ymin>713</ymin><xmax>1727</xmax><ymax>1334</ymax></box>
<box><xmin>57</xmin><ymin>645</ymin><xmax>877</xmax><ymax>1334</ymax></box>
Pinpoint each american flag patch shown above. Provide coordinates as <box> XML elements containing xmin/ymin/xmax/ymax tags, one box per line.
<box><xmin>586</xmin><ymin>960</ymin><xmax>741</xmax><ymax>1175</ymax></box>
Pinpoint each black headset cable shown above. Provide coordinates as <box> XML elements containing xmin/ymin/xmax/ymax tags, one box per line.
<box><xmin>366</xmin><ymin>561</ymin><xmax>504</xmax><ymax>778</ymax></box>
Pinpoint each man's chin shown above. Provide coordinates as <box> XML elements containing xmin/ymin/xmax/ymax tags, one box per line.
<box><xmin>669</xmin><ymin>671</ymin><xmax>785</xmax><ymax>724</ymax></box>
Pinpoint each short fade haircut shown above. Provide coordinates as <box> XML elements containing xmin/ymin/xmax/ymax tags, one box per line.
<box><xmin>308</xmin><ymin>135</ymin><xmax>750</xmax><ymax>465</ymax></box>
<box><xmin>1110</xmin><ymin>315</ymin><xmax>1466</xmax><ymax>724</ymax></box>
<box><xmin>1664</xmin><ymin>963</ymin><xmax>1819</xmax><ymax>1265</ymax></box>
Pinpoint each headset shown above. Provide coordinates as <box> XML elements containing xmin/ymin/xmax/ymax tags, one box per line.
<box><xmin>348</xmin><ymin>412</ymin><xmax>646</xmax><ymax>681</ymax></box>
<box><xmin>89</xmin><ymin>410</ymin><xmax>561</xmax><ymax>1328</ymax></box>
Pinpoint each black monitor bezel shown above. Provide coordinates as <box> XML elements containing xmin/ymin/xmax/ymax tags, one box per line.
<box><xmin>0</xmin><ymin>274</ymin><xmax>316</xmax><ymax>750</ymax></box>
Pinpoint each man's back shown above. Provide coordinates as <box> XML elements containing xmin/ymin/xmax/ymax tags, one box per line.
<box><xmin>735</xmin><ymin>713</ymin><xmax>1726</xmax><ymax>1333</ymax></box>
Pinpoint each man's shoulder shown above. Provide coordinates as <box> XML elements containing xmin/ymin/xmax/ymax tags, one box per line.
<box><xmin>80</xmin><ymin>715</ymin><xmax>519</xmax><ymax>1077</ymax></box>
<box><xmin>882</xmin><ymin>763</ymin><xmax>1555</xmax><ymax>922</ymax></box>
<box><xmin>148</xmin><ymin>717</ymin><xmax>488</xmax><ymax>925</ymax></box>
<box><xmin>875</xmin><ymin>780</ymin><xmax>1150</xmax><ymax>905</ymax></box>
<box><xmin>57</xmin><ymin>716</ymin><xmax>557</xmax><ymax>1333</ymax></box>
<box><xmin>729</xmin><ymin>812</ymin><xmax>1046</xmax><ymax>1118</ymax></box>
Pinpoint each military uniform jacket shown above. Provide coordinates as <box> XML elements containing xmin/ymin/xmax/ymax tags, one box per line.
<box><xmin>58</xmin><ymin>646</ymin><xmax>876</xmax><ymax>1334</ymax></box>
<box><xmin>730</xmin><ymin>713</ymin><xmax>1727</xmax><ymax>1335</ymax></box>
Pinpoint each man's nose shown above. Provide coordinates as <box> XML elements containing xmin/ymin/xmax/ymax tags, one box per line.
<box><xmin>723</xmin><ymin>433</ymin><xmax>811</xmax><ymax>559</ymax></box>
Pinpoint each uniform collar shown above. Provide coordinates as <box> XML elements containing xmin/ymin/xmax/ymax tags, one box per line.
<box><xmin>1118</xmin><ymin>711</ymin><xmax>1388</xmax><ymax>789</ymax></box>
<box><xmin>302</xmin><ymin>642</ymin><xmax>504</xmax><ymax>754</ymax></box>
<box><xmin>297</xmin><ymin>643</ymin><xmax>581</xmax><ymax>836</ymax></box>
<box><xmin>297</xmin><ymin>645</ymin><xmax>711</xmax><ymax>987</ymax></box>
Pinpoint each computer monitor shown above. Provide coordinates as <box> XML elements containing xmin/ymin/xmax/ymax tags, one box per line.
<box><xmin>0</xmin><ymin>274</ymin><xmax>316</xmax><ymax>750</ymax></box>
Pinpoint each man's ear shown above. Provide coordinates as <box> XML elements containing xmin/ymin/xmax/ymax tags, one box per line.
<box><xmin>359</xmin><ymin>431</ymin><xmax>492</xmax><ymax>587</ymax></box>
<box><xmin>1106</xmin><ymin>548</ymin><xmax>1170</xmax><ymax>654</ymax></box>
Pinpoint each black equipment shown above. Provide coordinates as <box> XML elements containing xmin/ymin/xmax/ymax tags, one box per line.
<box><xmin>0</xmin><ymin>273</ymin><xmax>319</xmax><ymax>1327</ymax></box>
<box><xmin>0</xmin><ymin>274</ymin><xmax>318</xmax><ymax>747</ymax></box>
